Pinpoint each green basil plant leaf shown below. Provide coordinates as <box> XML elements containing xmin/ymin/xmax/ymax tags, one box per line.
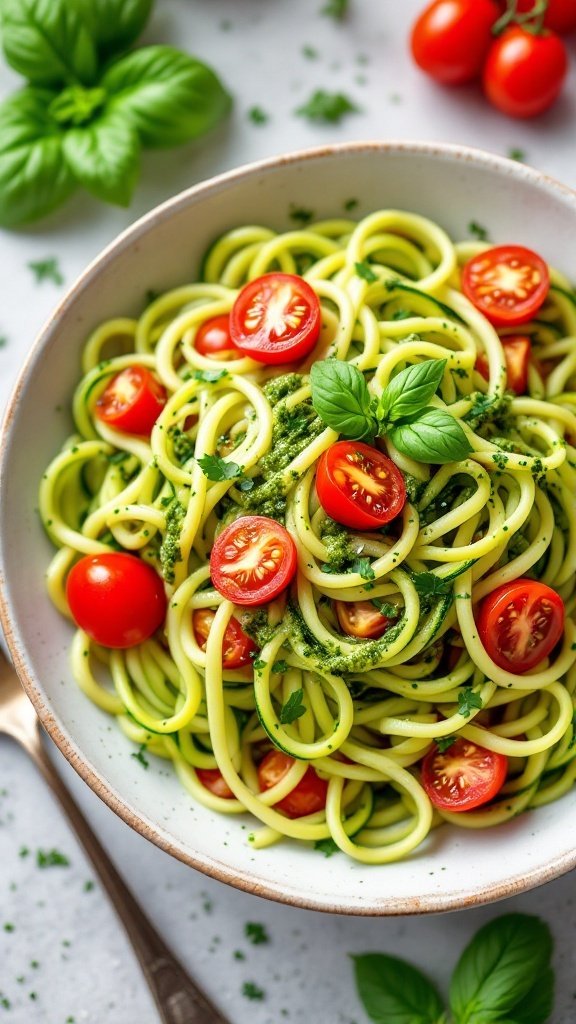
<box><xmin>352</xmin><ymin>953</ymin><xmax>445</xmax><ymax>1024</ymax></box>
<box><xmin>449</xmin><ymin>913</ymin><xmax>553</xmax><ymax>1024</ymax></box>
<box><xmin>62</xmin><ymin>110</ymin><xmax>140</xmax><ymax>206</ymax></box>
<box><xmin>388</xmin><ymin>408</ymin><xmax>472</xmax><ymax>465</ymax></box>
<box><xmin>310</xmin><ymin>360</ymin><xmax>377</xmax><ymax>440</ymax></box>
<box><xmin>75</xmin><ymin>0</ymin><xmax>154</xmax><ymax>59</ymax></box>
<box><xmin>379</xmin><ymin>358</ymin><xmax>447</xmax><ymax>423</ymax></box>
<box><xmin>0</xmin><ymin>87</ymin><xmax>77</xmax><ymax>228</ymax></box>
<box><xmin>506</xmin><ymin>965</ymin><xmax>554</xmax><ymax>1024</ymax></box>
<box><xmin>102</xmin><ymin>45</ymin><xmax>232</xmax><ymax>148</ymax></box>
<box><xmin>0</xmin><ymin>0</ymin><xmax>97</xmax><ymax>86</ymax></box>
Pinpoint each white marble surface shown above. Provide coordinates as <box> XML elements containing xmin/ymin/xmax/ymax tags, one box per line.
<box><xmin>1</xmin><ymin>1</ymin><xmax>576</xmax><ymax>1021</ymax></box>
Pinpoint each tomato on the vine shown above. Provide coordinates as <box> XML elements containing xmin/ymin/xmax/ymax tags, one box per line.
<box><xmin>475</xmin><ymin>335</ymin><xmax>531</xmax><ymax>394</ymax></box>
<box><xmin>483</xmin><ymin>26</ymin><xmax>568</xmax><ymax>118</ymax></box>
<box><xmin>66</xmin><ymin>553</ymin><xmax>166</xmax><ymax>649</ymax></box>
<box><xmin>95</xmin><ymin>366</ymin><xmax>167</xmax><ymax>436</ymax></box>
<box><xmin>192</xmin><ymin>608</ymin><xmax>257</xmax><ymax>668</ymax></box>
<box><xmin>258</xmin><ymin>750</ymin><xmax>328</xmax><ymax>818</ymax></box>
<box><xmin>210</xmin><ymin>515</ymin><xmax>297</xmax><ymax>606</ymax></box>
<box><xmin>195</xmin><ymin>315</ymin><xmax>240</xmax><ymax>360</ymax></box>
<box><xmin>410</xmin><ymin>0</ymin><xmax>500</xmax><ymax>84</ymax></box>
<box><xmin>477</xmin><ymin>579</ymin><xmax>565</xmax><ymax>672</ymax></box>
<box><xmin>422</xmin><ymin>738</ymin><xmax>508</xmax><ymax>811</ymax></box>
<box><xmin>316</xmin><ymin>441</ymin><xmax>406</xmax><ymax>531</ymax></box>
<box><xmin>230</xmin><ymin>273</ymin><xmax>321</xmax><ymax>365</ymax></box>
<box><xmin>462</xmin><ymin>246</ymin><xmax>549</xmax><ymax>326</ymax></box>
<box><xmin>510</xmin><ymin>0</ymin><xmax>576</xmax><ymax>34</ymax></box>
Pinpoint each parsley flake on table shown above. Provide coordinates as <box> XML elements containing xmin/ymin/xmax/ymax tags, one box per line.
<box><xmin>468</xmin><ymin>221</ymin><xmax>489</xmax><ymax>242</ymax></box>
<box><xmin>36</xmin><ymin>848</ymin><xmax>70</xmax><ymax>868</ymax></box>
<box><xmin>508</xmin><ymin>147</ymin><xmax>526</xmax><ymax>162</ymax></box>
<box><xmin>279</xmin><ymin>688</ymin><xmax>307</xmax><ymax>724</ymax></box>
<box><xmin>245</xmin><ymin>922</ymin><xmax>270</xmax><ymax>945</ymax></box>
<box><xmin>242</xmin><ymin>981</ymin><xmax>265</xmax><ymax>1001</ymax></box>
<box><xmin>296</xmin><ymin>90</ymin><xmax>359</xmax><ymax>124</ymax></box>
<box><xmin>302</xmin><ymin>44</ymin><xmax>319</xmax><ymax>59</ymax></box>
<box><xmin>321</xmin><ymin>0</ymin><xmax>349</xmax><ymax>19</ymax></box>
<box><xmin>27</xmin><ymin>258</ymin><xmax>64</xmax><ymax>285</ymax></box>
<box><xmin>0</xmin><ymin>336</ymin><xmax>7</xmax><ymax>349</ymax></box>
<box><xmin>131</xmin><ymin>744</ymin><xmax>149</xmax><ymax>769</ymax></box>
<box><xmin>248</xmin><ymin>106</ymin><xmax>269</xmax><ymax>125</ymax></box>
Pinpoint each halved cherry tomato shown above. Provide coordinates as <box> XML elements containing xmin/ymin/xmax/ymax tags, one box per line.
<box><xmin>477</xmin><ymin>579</ymin><xmax>565</xmax><ymax>672</ymax></box>
<box><xmin>503</xmin><ymin>0</ymin><xmax>576</xmax><ymax>35</ymax></box>
<box><xmin>66</xmin><ymin>553</ymin><xmax>166</xmax><ymax>649</ymax></box>
<box><xmin>192</xmin><ymin>608</ymin><xmax>257</xmax><ymax>668</ymax></box>
<box><xmin>196</xmin><ymin>767</ymin><xmax>235</xmax><ymax>799</ymax></box>
<box><xmin>258</xmin><ymin>750</ymin><xmax>328</xmax><ymax>818</ymax></box>
<box><xmin>195</xmin><ymin>314</ymin><xmax>240</xmax><ymax>361</ymax></box>
<box><xmin>95</xmin><ymin>366</ymin><xmax>167</xmax><ymax>436</ymax></box>
<box><xmin>335</xmin><ymin>600</ymin><xmax>394</xmax><ymax>639</ymax></box>
<box><xmin>229</xmin><ymin>273</ymin><xmax>321</xmax><ymax>365</ymax></box>
<box><xmin>422</xmin><ymin>737</ymin><xmax>508</xmax><ymax>811</ymax></box>
<box><xmin>316</xmin><ymin>441</ymin><xmax>406</xmax><ymax>531</ymax></box>
<box><xmin>483</xmin><ymin>26</ymin><xmax>568</xmax><ymax>119</ymax></box>
<box><xmin>210</xmin><ymin>515</ymin><xmax>297</xmax><ymax>606</ymax></box>
<box><xmin>411</xmin><ymin>0</ymin><xmax>500</xmax><ymax>84</ymax></box>
<box><xmin>462</xmin><ymin>246</ymin><xmax>549</xmax><ymax>327</ymax></box>
<box><xmin>475</xmin><ymin>335</ymin><xmax>531</xmax><ymax>394</ymax></box>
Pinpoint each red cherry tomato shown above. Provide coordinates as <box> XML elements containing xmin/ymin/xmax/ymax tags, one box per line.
<box><xmin>507</xmin><ymin>0</ymin><xmax>576</xmax><ymax>34</ymax></box>
<box><xmin>316</xmin><ymin>441</ymin><xmax>406</xmax><ymax>531</ymax></box>
<box><xmin>229</xmin><ymin>273</ymin><xmax>321</xmax><ymax>365</ymax></box>
<box><xmin>335</xmin><ymin>600</ymin><xmax>394</xmax><ymax>639</ymax></box>
<box><xmin>422</xmin><ymin>738</ymin><xmax>508</xmax><ymax>811</ymax></box>
<box><xmin>258</xmin><ymin>750</ymin><xmax>328</xmax><ymax>818</ymax></box>
<box><xmin>475</xmin><ymin>335</ymin><xmax>531</xmax><ymax>393</ymax></box>
<box><xmin>196</xmin><ymin>767</ymin><xmax>235</xmax><ymax>799</ymax></box>
<box><xmin>195</xmin><ymin>315</ymin><xmax>240</xmax><ymax>361</ymax></box>
<box><xmin>192</xmin><ymin>608</ymin><xmax>257</xmax><ymax>668</ymax></box>
<box><xmin>483</xmin><ymin>27</ymin><xmax>568</xmax><ymax>118</ymax></box>
<box><xmin>66</xmin><ymin>553</ymin><xmax>166</xmax><ymax>649</ymax></box>
<box><xmin>477</xmin><ymin>579</ymin><xmax>565</xmax><ymax>672</ymax></box>
<box><xmin>462</xmin><ymin>246</ymin><xmax>549</xmax><ymax>326</ymax></box>
<box><xmin>95</xmin><ymin>366</ymin><xmax>167</xmax><ymax>436</ymax></box>
<box><xmin>410</xmin><ymin>0</ymin><xmax>500</xmax><ymax>84</ymax></box>
<box><xmin>210</xmin><ymin>515</ymin><xmax>297</xmax><ymax>607</ymax></box>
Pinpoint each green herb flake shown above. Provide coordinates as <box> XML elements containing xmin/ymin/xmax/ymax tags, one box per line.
<box><xmin>296</xmin><ymin>90</ymin><xmax>359</xmax><ymax>124</ymax></box>
<box><xmin>248</xmin><ymin>106</ymin><xmax>269</xmax><ymax>125</ymax></box>
<box><xmin>343</xmin><ymin>197</ymin><xmax>358</xmax><ymax>211</ymax></box>
<box><xmin>321</xmin><ymin>0</ymin><xmax>349</xmax><ymax>18</ymax></box>
<box><xmin>3</xmin><ymin>923</ymin><xmax>15</xmax><ymax>933</ymax></box>
<box><xmin>242</xmin><ymin>981</ymin><xmax>265</xmax><ymax>1001</ymax></box>
<box><xmin>457</xmin><ymin>689</ymin><xmax>483</xmax><ymax>718</ymax></box>
<box><xmin>197</xmin><ymin>453</ymin><xmax>242</xmax><ymax>482</ymax></box>
<box><xmin>194</xmin><ymin>368</ymin><xmax>228</xmax><ymax>383</ymax></box>
<box><xmin>468</xmin><ymin>221</ymin><xmax>489</xmax><ymax>242</ymax></box>
<box><xmin>279</xmin><ymin>688</ymin><xmax>307</xmax><ymax>725</ymax></box>
<box><xmin>28</xmin><ymin>258</ymin><xmax>64</xmax><ymax>285</ymax></box>
<box><xmin>0</xmin><ymin>336</ymin><xmax>7</xmax><ymax>349</ymax></box>
<box><xmin>412</xmin><ymin>572</ymin><xmax>452</xmax><ymax>597</ymax></box>
<box><xmin>252</xmin><ymin>658</ymin><xmax>267</xmax><ymax>671</ymax></box>
<box><xmin>315</xmin><ymin>837</ymin><xmax>339</xmax><ymax>857</ymax></box>
<box><xmin>288</xmin><ymin>204</ymin><xmax>315</xmax><ymax>225</ymax></box>
<box><xmin>351</xmin><ymin>557</ymin><xmax>375</xmax><ymax>581</ymax></box>
<box><xmin>36</xmin><ymin>848</ymin><xmax>70</xmax><ymax>868</ymax></box>
<box><xmin>272</xmin><ymin>659</ymin><xmax>289</xmax><ymax>674</ymax></box>
<box><xmin>83</xmin><ymin>880</ymin><xmax>95</xmax><ymax>892</ymax></box>
<box><xmin>508</xmin><ymin>147</ymin><xmax>526</xmax><ymax>162</ymax></box>
<box><xmin>131</xmin><ymin>744</ymin><xmax>149</xmax><ymax>769</ymax></box>
<box><xmin>302</xmin><ymin>44</ymin><xmax>319</xmax><ymax>59</ymax></box>
<box><xmin>245</xmin><ymin>922</ymin><xmax>270</xmax><ymax>945</ymax></box>
<box><xmin>436</xmin><ymin>735</ymin><xmax>457</xmax><ymax>753</ymax></box>
<box><xmin>354</xmin><ymin>261</ymin><xmax>377</xmax><ymax>283</ymax></box>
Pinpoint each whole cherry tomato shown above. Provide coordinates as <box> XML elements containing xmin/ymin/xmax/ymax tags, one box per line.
<box><xmin>66</xmin><ymin>553</ymin><xmax>166</xmax><ymax>649</ymax></box>
<box><xmin>483</xmin><ymin>26</ymin><xmax>568</xmax><ymax>118</ymax></box>
<box><xmin>411</xmin><ymin>0</ymin><xmax>500</xmax><ymax>84</ymax></box>
<box><xmin>509</xmin><ymin>0</ymin><xmax>576</xmax><ymax>34</ymax></box>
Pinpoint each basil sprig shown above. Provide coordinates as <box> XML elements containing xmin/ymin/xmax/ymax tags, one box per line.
<box><xmin>353</xmin><ymin>913</ymin><xmax>555</xmax><ymax>1024</ymax></box>
<box><xmin>310</xmin><ymin>357</ymin><xmax>472</xmax><ymax>464</ymax></box>
<box><xmin>0</xmin><ymin>0</ymin><xmax>231</xmax><ymax>226</ymax></box>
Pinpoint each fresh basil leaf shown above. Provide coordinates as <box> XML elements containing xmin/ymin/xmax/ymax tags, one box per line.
<box><xmin>507</xmin><ymin>965</ymin><xmax>554</xmax><ymax>1024</ymax></box>
<box><xmin>62</xmin><ymin>111</ymin><xmax>140</xmax><ymax>206</ymax></box>
<box><xmin>388</xmin><ymin>408</ymin><xmax>472</xmax><ymax>465</ymax></box>
<box><xmin>310</xmin><ymin>360</ymin><xmax>377</xmax><ymax>440</ymax></box>
<box><xmin>0</xmin><ymin>0</ymin><xmax>97</xmax><ymax>86</ymax></box>
<box><xmin>379</xmin><ymin>359</ymin><xmax>447</xmax><ymax>423</ymax></box>
<box><xmin>102</xmin><ymin>45</ymin><xmax>232</xmax><ymax>148</ymax></box>
<box><xmin>0</xmin><ymin>87</ymin><xmax>76</xmax><ymax>227</ymax></box>
<box><xmin>449</xmin><ymin>913</ymin><xmax>553</xmax><ymax>1024</ymax></box>
<box><xmin>279</xmin><ymin>688</ymin><xmax>307</xmax><ymax>725</ymax></box>
<box><xmin>352</xmin><ymin>953</ymin><xmax>444</xmax><ymax>1024</ymax></box>
<box><xmin>75</xmin><ymin>0</ymin><xmax>153</xmax><ymax>59</ymax></box>
<box><xmin>197</xmin><ymin>454</ymin><xmax>242</xmax><ymax>482</ymax></box>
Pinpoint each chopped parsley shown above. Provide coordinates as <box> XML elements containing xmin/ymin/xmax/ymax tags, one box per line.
<box><xmin>272</xmin><ymin>659</ymin><xmax>289</xmax><ymax>674</ymax></box>
<box><xmin>197</xmin><ymin>453</ymin><xmax>243</xmax><ymax>482</ymax></box>
<box><xmin>412</xmin><ymin>572</ymin><xmax>452</xmax><ymax>597</ymax></box>
<box><xmin>302</xmin><ymin>44</ymin><xmax>319</xmax><ymax>59</ymax></box>
<box><xmin>436</xmin><ymin>735</ymin><xmax>457</xmax><ymax>753</ymax></box>
<box><xmin>3</xmin><ymin>923</ymin><xmax>14</xmax><ymax>932</ymax></box>
<box><xmin>248</xmin><ymin>105</ymin><xmax>269</xmax><ymax>125</ymax></box>
<box><xmin>315</xmin><ymin>837</ymin><xmax>339</xmax><ymax>857</ymax></box>
<box><xmin>242</xmin><ymin>981</ymin><xmax>265</xmax><ymax>1001</ymax></box>
<box><xmin>343</xmin><ymin>197</ymin><xmax>358</xmax><ymax>211</ymax></box>
<box><xmin>296</xmin><ymin>90</ymin><xmax>359</xmax><ymax>124</ymax></box>
<box><xmin>468</xmin><ymin>221</ymin><xmax>489</xmax><ymax>242</ymax></box>
<box><xmin>391</xmin><ymin>309</ymin><xmax>412</xmax><ymax>320</ymax></box>
<box><xmin>27</xmin><ymin>257</ymin><xmax>64</xmax><ymax>285</ymax></box>
<box><xmin>351</xmin><ymin>556</ymin><xmax>375</xmax><ymax>581</ymax></box>
<box><xmin>289</xmin><ymin>203</ymin><xmax>315</xmax><ymax>225</ymax></box>
<box><xmin>245</xmin><ymin>922</ymin><xmax>270</xmax><ymax>945</ymax></box>
<box><xmin>279</xmin><ymin>688</ymin><xmax>307</xmax><ymax>724</ymax></box>
<box><xmin>83</xmin><ymin>880</ymin><xmax>95</xmax><ymax>892</ymax></box>
<box><xmin>36</xmin><ymin>848</ymin><xmax>70</xmax><ymax>868</ymax></box>
<box><xmin>131</xmin><ymin>744</ymin><xmax>149</xmax><ymax>769</ymax></box>
<box><xmin>321</xmin><ymin>0</ymin><xmax>349</xmax><ymax>18</ymax></box>
<box><xmin>354</xmin><ymin>261</ymin><xmax>378</xmax><ymax>283</ymax></box>
<box><xmin>458</xmin><ymin>689</ymin><xmax>483</xmax><ymax>718</ymax></box>
<box><xmin>0</xmin><ymin>336</ymin><xmax>7</xmax><ymax>349</ymax></box>
<box><xmin>508</xmin><ymin>147</ymin><xmax>526</xmax><ymax>162</ymax></box>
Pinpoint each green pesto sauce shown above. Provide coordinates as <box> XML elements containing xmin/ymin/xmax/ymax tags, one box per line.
<box><xmin>160</xmin><ymin>500</ymin><xmax>185</xmax><ymax>583</ymax></box>
<box><xmin>169</xmin><ymin>426</ymin><xmax>195</xmax><ymax>465</ymax></box>
<box><xmin>320</xmin><ymin>517</ymin><xmax>357</xmax><ymax>571</ymax></box>
<box><xmin>287</xmin><ymin>602</ymin><xmax>406</xmax><ymax>675</ymax></box>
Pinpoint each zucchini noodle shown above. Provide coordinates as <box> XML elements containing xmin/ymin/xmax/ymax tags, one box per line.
<box><xmin>40</xmin><ymin>210</ymin><xmax>576</xmax><ymax>864</ymax></box>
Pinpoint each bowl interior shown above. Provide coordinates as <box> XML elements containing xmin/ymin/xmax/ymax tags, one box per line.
<box><xmin>2</xmin><ymin>143</ymin><xmax>575</xmax><ymax>914</ymax></box>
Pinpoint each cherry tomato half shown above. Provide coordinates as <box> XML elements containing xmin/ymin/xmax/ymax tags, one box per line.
<box><xmin>462</xmin><ymin>246</ymin><xmax>549</xmax><ymax>327</ymax></box>
<box><xmin>258</xmin><ymin>750</ymin><xmax>328</xmax><ymax>818</ymax></box>
<box><xmin>422</xmin><ymin>738</ymin><xmax>508</xmax><ymax>811</ymax></box>
<box><xmin>475</xmin><ymin>335</ymin><xmax>531</xmax><ymax>394</ymax></box>
<box><xmin>483</xmin><ymin>27</ymin><xmax>568</xmax><ymax>119</ymax></box>
<box><xmin>192</xmin><ymin>608</ymin><xmax>257</xmax><ymax>668</ymax></box>
<box><xmin>196</xmin><ymin>767</ymin><xmax>235</xmax><ymax>799</ymax></box>
<box><xmin>229</xmin><ymin>273</ymin><xmax>321</xmax><ymax>365</ymax></box>
<box><xmin>410</xmin><ymin>0</ymin><xmax>500</xmax><ymax>84</ymax></box>
<box><xmin>66</xmin><ymin>553</ymin><xmax>167</xmax><ymax>649</ymax></box>
<box><xmin>316</xmin><ymin>441</ymin><xmax>406</xmax><ymax>531</ymax></box>
<box><xmin>506</xmin><ymin>0</ymin><xmax>576</xmax><ymax>34</ymax></box>
<box><xmin>477</xmin><ymin>579</ymin><xmax>565</xmax><ymax>672</ymax></box>
<box><xmin>195</xmin><ymin>314</ymin><xmax>240</xmax><ymax>361</ymax></box>
<box><xmin>335</xmin><ymin>600</ymin><xmax>394</xmax><ymax>639</ymax></box>
<box><xmin>95</xmin><ymin>366</ymin><xmax>167</xmax><ymax>436</ymax></box>
<box><xmin>210</xmin><ymin>515</ymin><xmax>297</xmax><ymax>606</ymax></box>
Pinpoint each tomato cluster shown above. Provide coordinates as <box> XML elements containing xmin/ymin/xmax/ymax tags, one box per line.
<box><xmin>411</xmin><ymin>0</ymin><xmax>573</xmax><ymax>118</ymax></box>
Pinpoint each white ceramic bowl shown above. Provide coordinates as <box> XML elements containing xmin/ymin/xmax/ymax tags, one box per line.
<box><xmin>2</xmin><ymin>142</ymin><xmax>576</xmax><ymax>915</ymax></box>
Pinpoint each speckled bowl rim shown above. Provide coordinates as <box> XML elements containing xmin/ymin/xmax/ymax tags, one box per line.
<box><xmin>2</xmin><ymin>140</ymin><xmax>576</xmax><ymax>916</ymax></box>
